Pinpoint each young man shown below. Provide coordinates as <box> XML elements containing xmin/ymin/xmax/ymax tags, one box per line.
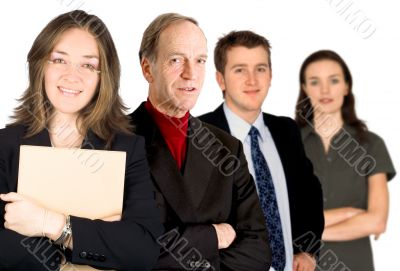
<box><xmin>129</xmin><ymin>15</ymin><xmax>270</xmax><ymax>270</ymax></box>
<box><xmin>199</xmin><ymin>31</ymin><xmax>324</xmax><ymax>271</ymax></box>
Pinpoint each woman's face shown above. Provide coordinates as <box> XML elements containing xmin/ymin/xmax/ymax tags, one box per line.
<box><xmin>44</xmin><ymin>28</ymin><xmax>100</xmax><ymax>119</ymax></box>
<box><xmin>302</xmin><ymin>60</ymin><xmax>349</xmax><ymax>116</ymax></box>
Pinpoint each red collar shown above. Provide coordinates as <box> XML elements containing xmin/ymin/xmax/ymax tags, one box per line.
<box><xmin>145</xmin><ymin>100</ymin><xmax>189</xmax><ymax>169</ymax></box>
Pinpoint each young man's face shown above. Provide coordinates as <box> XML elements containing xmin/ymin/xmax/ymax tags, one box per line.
<box><xmin>217</xmin><ymin>46</ymin><xmax>271</xmax><ymax>117</ymax></box>
<box><xmin>143</xmin><ymin>21</ymin><xmax>208</xmax><ymax>117</ymax></box>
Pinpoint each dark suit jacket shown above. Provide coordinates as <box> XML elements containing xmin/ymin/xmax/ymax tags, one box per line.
<box><xmin>129</xmin><ymin>103</ymin><xmax>270</xmax><ymax>271</ymax></box>
<box><xmin>0</xmin><ymin>125</ymin><xmax>163</xmax><ymax>271</ymax></box>
<box><xmin>199</xmin><ymin>104</ymin><xmax>324</xmax><ymax>256</ymax></box>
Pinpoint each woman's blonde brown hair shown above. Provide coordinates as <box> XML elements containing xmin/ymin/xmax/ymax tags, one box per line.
<box><xmin>10</xmin><ymin>10</ymin><xmax>131</xmax><ymax>148</ymax></box>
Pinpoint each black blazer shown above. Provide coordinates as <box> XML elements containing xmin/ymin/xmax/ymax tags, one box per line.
<box><xmin>199</xmin><ymin>104</ymin><xmax>324</xmax><ymax>256</ymax></box>
<box><xmin>0</xmin><ymin>125</ymin><xmax>163</xmax><ymax>271</ymax></box>
<box><xmin>129</xmin><ymin>103</ymin><xmax>270</xmax><ymax>271</ymax></box>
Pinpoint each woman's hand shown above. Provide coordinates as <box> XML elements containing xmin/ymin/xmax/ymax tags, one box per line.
<box><xmin>1</xmin><ymin>192</ymin><xmax>45</xmax><ymax>236</ymax></box>
<box><xmin>0</xmin><ymin>192</ymin><xmax>64</xmax><ymax>239</ymax></box>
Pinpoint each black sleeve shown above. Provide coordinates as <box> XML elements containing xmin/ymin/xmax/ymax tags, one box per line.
<box><xmin>0</xmin><ymin>142</ymin><xmax>64</xmax><ymax>271</ymax></box>
<box><xmin>70</xmin><ymin>136</ymin><xmax>164</xmax><ymax>270</ymax></box>
<box><xmin>154</xmin><ymin>141</ymin><xmax>270</xmax><ymax>271</ymax></box>
<box><xmin>287</xmin><ymin>119</ymin><xmax>325</xmax><ymax>256</ymax></box>
<box><xmin>219</xmin><ymin>142</ymin><xmax>271</xmax><ymax>271</ymax></box>
<box><xmin>156</xmin><ymin>223</ymin><xmax>220</xmax><ymax>270</ymax></box>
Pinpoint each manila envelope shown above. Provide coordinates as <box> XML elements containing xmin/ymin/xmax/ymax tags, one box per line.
<box><xmin>17</xmin><ymin>145</ymin><xmax>126</xmax><ymax>271</ymax></box>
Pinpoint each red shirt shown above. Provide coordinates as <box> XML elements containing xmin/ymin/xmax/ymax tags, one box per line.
<box><xmin>145</xmin><ymin>100</ymin><xmax>189</xmax><ymax>169</ymax></box>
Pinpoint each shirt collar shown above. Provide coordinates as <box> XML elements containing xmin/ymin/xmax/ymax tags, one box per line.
<box><xmin>252</xmin><ymin>113</ymin><xmax>267</xmax><ymax>142</ymax></box>
<box><xmin>300</xmin><ymin>121</ymin><xmax>357</xmax><ymax>141</ymax></box>
<box><xmin>145</xmin><ymin>99</ymin><xmax>189</xmax><ymax>138</ymax></box>
<box><xmin>223</xmin><ymin>103</ymin><xmax>265</xmax><ymax>142</ymax></box>
<box><xmin>300</xmin><ymin>123</ymin><xmax>315</xmax><ymax>141</ymax></box>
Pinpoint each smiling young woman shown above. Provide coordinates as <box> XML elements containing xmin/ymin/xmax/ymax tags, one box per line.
<box><xmin>0</xmin><ymin>10</ymin><xmax>162</xmax><ymax>271</ymax></box>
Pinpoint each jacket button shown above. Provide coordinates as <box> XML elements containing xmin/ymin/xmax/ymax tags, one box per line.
<box><xmin>87</xmin><ymin>252</ymin><xmax>93</xmax><ymax>260</ymax></box>
<box><xmin>99</xmin><ymin>255</ymin><xmax>106</xmax><ymax>262</ymax></box>
<box><xmin>79</xmin><ymin>251</ymin><xmax>87</xmax><ymax>259</ymax></box>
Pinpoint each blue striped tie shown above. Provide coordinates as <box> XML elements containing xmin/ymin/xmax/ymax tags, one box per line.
<box><xmin>249</xmin><ymin>126</ymin><xmax>286</xmax><ymax>271</ymax></box>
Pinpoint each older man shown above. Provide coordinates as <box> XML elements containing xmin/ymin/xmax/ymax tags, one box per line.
<box><xmin>129</xmin><ymin>14</ymin><xmax>270</xmax><ymax>270</ymax></box>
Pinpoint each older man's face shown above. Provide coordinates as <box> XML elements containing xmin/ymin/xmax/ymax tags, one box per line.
<box><xmin>146</xmin><ymin>21</ymin><xmax>207</xmax><ymax>117</ymax></box>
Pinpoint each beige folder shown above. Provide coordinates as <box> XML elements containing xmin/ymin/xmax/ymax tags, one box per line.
<box><xmin>17</xmin><ymin>145</ymin><xmax>126</xmax><ymax>271</ymax></box>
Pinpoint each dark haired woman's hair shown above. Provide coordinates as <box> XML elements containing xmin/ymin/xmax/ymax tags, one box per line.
<box><xmin>295</xmin><ymin>50</ymin><xmax>368</xmax><ymax>143</ymax></box>
<box><xmin>9</xmin><ymin>10</ymin><xmax>132</xmax><ymax>148</ymax></box>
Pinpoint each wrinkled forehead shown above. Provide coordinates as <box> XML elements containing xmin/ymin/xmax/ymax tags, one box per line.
<box><xmin>157</xmin><ymin>21</ymin><xmax>207</xmax><ymax>58</ymax></box>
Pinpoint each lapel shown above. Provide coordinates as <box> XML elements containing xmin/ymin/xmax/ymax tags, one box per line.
<box><xmin>181</xmin><ymin>117</ymin><xmax>214</xmax><ymax>214</ymax></box>
<box><xmin>208</xmin><ymin>104</ymin><xmax>231</xmax><ymax>134</ymax></box>
<box><xmin>82</xmin><ymin>130</ymin><xmax>106</xmax><ymax>150</ymax></box>
<box><xmin>131</xmin><ymin>103</ymin><xmax>215</xmax><ymax>221</ymax></box>
<box><xmin>210</xmin><ymin>106</ymin><xmax>288</xmax><ymax>169</ymax></box>
<box><xmin>20</xmin><ymin>128</ymin><xmax>52</xmax><ymax>147</ymax></box>
<box><xmin>262</xmin><ymin>113</ymin><xmax>290</xmax><ymax>177</ymax></box>
<box><xmin>20</xmin><ymin>128</ymin><xmax>105</xmax><ymax>149</ymax></box>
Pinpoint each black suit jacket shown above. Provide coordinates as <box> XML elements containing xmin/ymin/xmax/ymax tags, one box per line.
<box><xmin>0</xmin><ymin>125</ymin><xmax>163</xmax><ymax>271</ymax></box>
<box><xmin>129</xmin><ymin>103</ymin><xmax>270</xmax><ymax>271</ymax></box>
<box><xmin>199</xmin><ymin>104</ymin><xmax>324</xmax><ymax>256</ymax></box>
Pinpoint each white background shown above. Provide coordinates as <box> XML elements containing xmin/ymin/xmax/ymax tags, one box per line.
<box><xmin>0</xmin><ymin>0</ymin><xmax>398</xmax><ymax>269</ymax></box>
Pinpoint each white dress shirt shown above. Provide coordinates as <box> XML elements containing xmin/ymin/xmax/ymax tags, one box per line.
<box><xmin>223</xmin><ymin>103</ymin><xmax>293</xmax><ymax>271</ymax></box>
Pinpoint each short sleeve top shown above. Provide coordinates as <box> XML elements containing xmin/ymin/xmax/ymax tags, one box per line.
<box><xmin>301</xmin><ymin>124</ymin><xmax>396</xmax><ymax>210</ymax></box>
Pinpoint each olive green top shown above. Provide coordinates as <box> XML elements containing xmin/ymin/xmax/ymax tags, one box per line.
<box><xmin>301</xmin><ymin>124</ymin><xmax>396</xmax><ymax>271</ymax></box>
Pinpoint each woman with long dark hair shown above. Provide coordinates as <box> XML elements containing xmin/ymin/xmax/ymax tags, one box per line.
<box><xmin>295</xmin><ymin>50</ymin><xmax>395</xmax><ymax>271</ymax></box>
